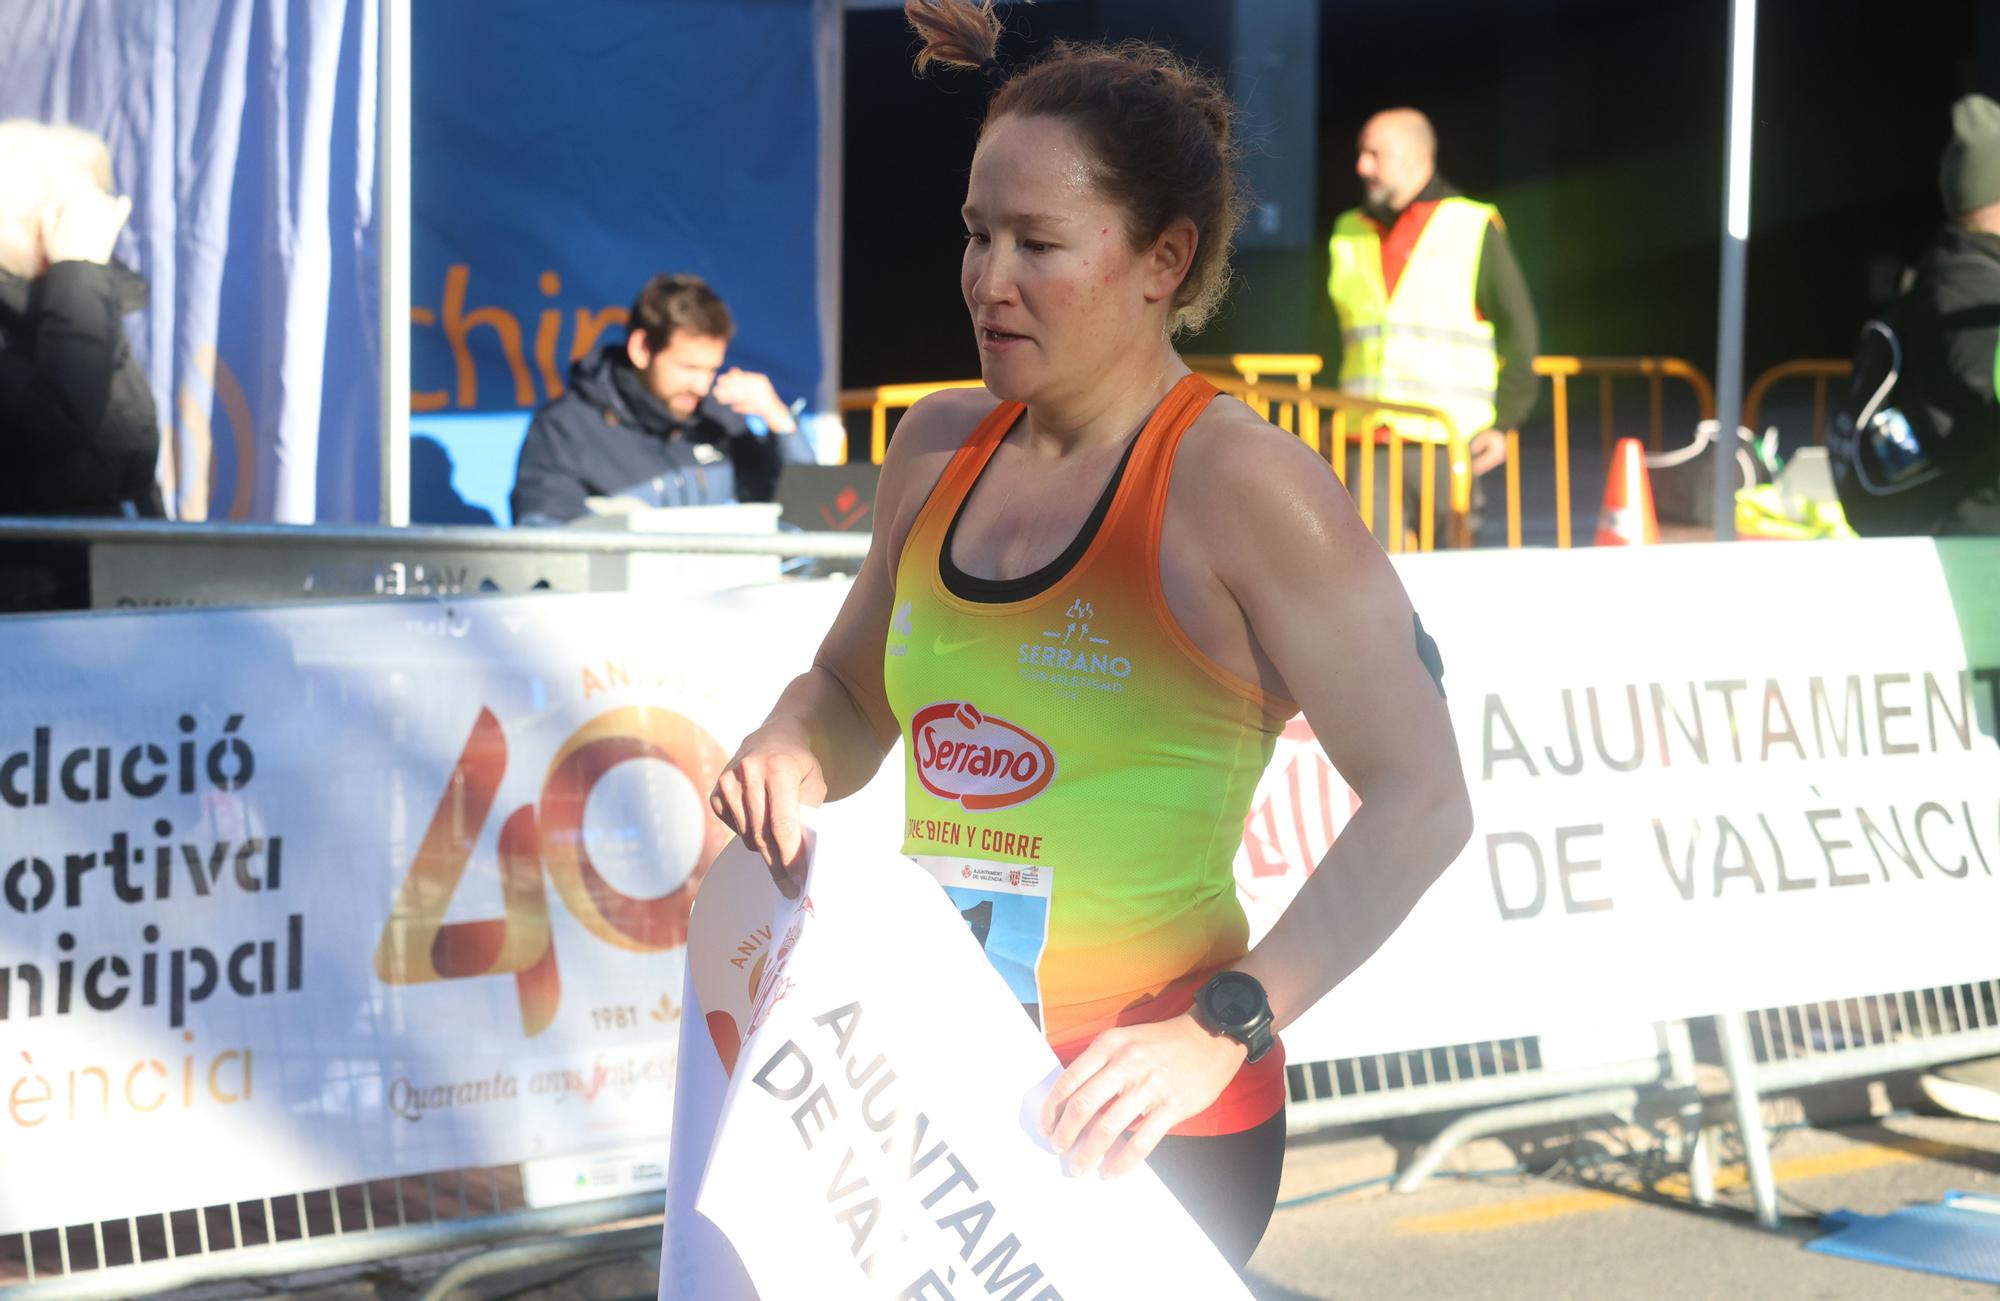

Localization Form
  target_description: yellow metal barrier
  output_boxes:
[1744,359,1852,445]
[838,361,1328,464]
[1531,355,1716,453]
[1525,356,1716,550]
[845,354,1765,553]
[839,367,1463,550]
[1185,353,1323,389]
[1197,353,1716,550]
[836,380,987,464]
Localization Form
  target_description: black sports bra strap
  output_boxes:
[939,430,1143,604]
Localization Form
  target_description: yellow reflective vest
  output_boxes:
[1326,197,1500,445]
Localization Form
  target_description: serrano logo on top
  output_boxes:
[910,701,1056,811]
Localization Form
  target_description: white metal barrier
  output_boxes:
[1289,982,2000,1206]
[1709,976,2000,1227]
[0,1171,660,1299]
[1287,1028,1658,1130]
[1285,1022,1706,1195]
[11,990,1999,1294]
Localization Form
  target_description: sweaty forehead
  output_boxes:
[966,115,1106,217]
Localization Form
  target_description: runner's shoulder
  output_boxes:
[1179,390,1346,516]
[1172,388,1385,591]
[876,386,999,520]
[887,387,1002,464]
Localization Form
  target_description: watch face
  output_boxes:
[1207,973,1263,1026]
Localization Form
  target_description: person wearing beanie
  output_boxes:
[1837,92,2000,536]
[1906,96,2000,1113]
[1940,92,2000,221]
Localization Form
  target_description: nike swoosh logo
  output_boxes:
[932,634,984,656]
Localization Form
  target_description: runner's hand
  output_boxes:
[1039,1012,1247,1178]
[711,726,827,897]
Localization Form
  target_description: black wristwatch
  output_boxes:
[1192,970,1274,1064]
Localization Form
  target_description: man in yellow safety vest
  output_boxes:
[1327,108,1539,547]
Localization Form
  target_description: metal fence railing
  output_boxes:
[1533,355,1717,458]
[1332,353,1836,547]
[836,379,986,465]
[1705,976,2000,1228]
[1526,355,1715,549]
[1284,1023,1702,1194]
[1184,352,1323,396]
[1286,980,2000,1206]
[1743,358,1852,446]
[1196,352,1721,550]
[8,997,1998,1291]
[1741,977,2000,1092]
[0,1166,662,1300]
[1286,1033,1678,1125]
[840,353,1733,552]
[834,367,1472,552]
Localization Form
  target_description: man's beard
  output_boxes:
[1362,180,1405,222]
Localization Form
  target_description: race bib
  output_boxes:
[911,856,1052,1029]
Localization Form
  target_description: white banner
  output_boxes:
[675,829,1251,1301]
[0,583,898,1231]
[1241,539,2000,1058]
[4,539,1996,1230]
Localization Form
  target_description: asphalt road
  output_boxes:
[1247,1113,2000,1301]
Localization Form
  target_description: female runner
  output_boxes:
[711,0,1474,1269]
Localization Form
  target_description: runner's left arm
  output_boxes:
[1218,431,1473,1028]
[1041,419,1473,1178]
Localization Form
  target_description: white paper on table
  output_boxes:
[690,820,1254,1301]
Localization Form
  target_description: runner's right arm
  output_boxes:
[710,389,985,884]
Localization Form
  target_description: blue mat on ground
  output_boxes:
[1807,1192,2000,1286]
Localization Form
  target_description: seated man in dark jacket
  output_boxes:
[510,273,811,526]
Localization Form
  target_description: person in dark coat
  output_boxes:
[0,120,164,520]
[509,273,812,526]
[1837,94,2000,537]
[1899,93,2000,534]
[0,120,164,613]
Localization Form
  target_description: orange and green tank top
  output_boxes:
[881,373,1293,1136]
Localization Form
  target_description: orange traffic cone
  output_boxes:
[1595,437,1660,546]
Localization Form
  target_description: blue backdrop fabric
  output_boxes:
[0,0,381,523]
[1,0,822,524]
[410,0,824,420]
